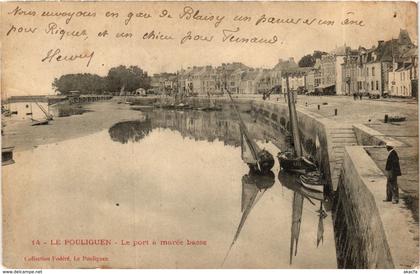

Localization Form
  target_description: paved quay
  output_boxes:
[261,94,419,267]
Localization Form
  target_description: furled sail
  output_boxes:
[240,127,259,165]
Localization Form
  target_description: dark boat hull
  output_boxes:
[258,150,275,173]
[32,120,49,126]
[278,154,317,174]
[2,147,15,166]
[131,106,154,111]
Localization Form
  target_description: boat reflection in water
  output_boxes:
[108,117,152,144]
[278,170,328,264]
[223,169,275,265]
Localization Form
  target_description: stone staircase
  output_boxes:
[327,126,358,189]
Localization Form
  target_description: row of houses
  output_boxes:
[339,29,418,98]
[151,29,417,98]
[174,58,304,96]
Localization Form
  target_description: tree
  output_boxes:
[298,51,328,67]
[313,51,328,60]
[52,73,107,95]
[106,65,151,94]
[52,65,151,95]
[298,54,315,67]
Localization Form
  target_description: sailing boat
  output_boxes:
[222,170,275,266]
[226,89,274,173]
[31,102,51,126]
[35,102,53,120]
[277,79,317,174]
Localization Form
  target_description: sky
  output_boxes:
[1,1,418,96]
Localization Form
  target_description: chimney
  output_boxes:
[378,40,384,48]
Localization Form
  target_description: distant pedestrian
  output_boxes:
[384,144,402,204]
[359,92,363,100]
[353,93,357,100]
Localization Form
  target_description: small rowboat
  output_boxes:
[175,103,192,110]
[299,171,325,192]
[278,170,326,202]
[2,146,15,166]
[199,106,222,111]
[31,119,49,126]
[130,106,154,111]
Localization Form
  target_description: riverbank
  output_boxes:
[2,99,145,152]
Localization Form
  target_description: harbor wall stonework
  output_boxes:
[333,146,394,268]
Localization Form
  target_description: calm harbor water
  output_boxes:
[3,106,337,268]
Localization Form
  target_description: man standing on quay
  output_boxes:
[384,143,402,204]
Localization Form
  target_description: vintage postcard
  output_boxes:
[1,0,419,269]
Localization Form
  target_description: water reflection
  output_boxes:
[223,169,275,265]
[108,117,152,144]
[50,103,90,117]
[278,170,329,264]
[105,109,334,267]
[108,109,277,148]
[290,192,304,264]
[278,170,325,203]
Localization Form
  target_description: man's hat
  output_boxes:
[386,142,397,148]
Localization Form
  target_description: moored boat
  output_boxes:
[130,105,154,111]
[277,151,317,174]
[32,119,49,126]
[299,170,324,192]
[175,103,192,110]
[230,88,274,174]
[2,146,15,166]
[278,170,326,202]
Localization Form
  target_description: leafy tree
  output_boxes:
[313,50,327,60]
[52,65,151,95]
[106,65,151,94]
[298,54,315,67]
[52,73,107,95]
[298,51,328,67]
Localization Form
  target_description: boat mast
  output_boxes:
[225,88,260,165]
[286,73,303,157]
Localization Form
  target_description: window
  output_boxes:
[372,67,375,76]
[376,81,379,90]
[371,81,374,91]
[366,67,369,76]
